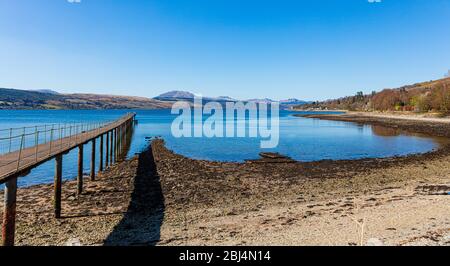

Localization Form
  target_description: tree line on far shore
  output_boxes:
[297,78,450,114]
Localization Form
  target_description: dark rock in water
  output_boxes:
[259,152,290,159]
[245,152,296,164]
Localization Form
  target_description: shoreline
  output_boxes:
[292,110,450,122]
[1,113,449,246]
[295,112,450,139]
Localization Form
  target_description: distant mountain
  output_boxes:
[246,98,276,104]
[154,91,238,103]
[34,89,60,95]
[154,91,311,108]
[154,91,196,101]
[215,96,238,102]
[0,87,312,110]
[0,88,172,110]
[279,98,311,105]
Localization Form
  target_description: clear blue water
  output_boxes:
[0,109,444,187]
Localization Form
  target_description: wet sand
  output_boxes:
[1,113,449,246]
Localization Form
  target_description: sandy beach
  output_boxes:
[1,113,449,246]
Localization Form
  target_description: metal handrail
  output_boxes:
[0,121,114,140]
[0,114,134,172]
[0,124,60,133]
[0,120,113,133]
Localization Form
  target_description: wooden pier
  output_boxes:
[0,113,136,246]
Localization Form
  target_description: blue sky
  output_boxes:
[1,0,449,101]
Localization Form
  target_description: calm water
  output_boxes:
[0,109,445,187]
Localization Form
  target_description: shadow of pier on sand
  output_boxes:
[104,146,165,246]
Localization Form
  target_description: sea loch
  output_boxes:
[0,109,444,187]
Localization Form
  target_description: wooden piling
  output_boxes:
[113,128,117,163]
[116,127,120,160]
[105,132,109,168]
[2,176,18,246]
[90,138,96,181]
[122,125,126,153]
[77,144,83,195]
[117,127,120,160]
[123,124,126,149]
[120,126,123,158]
[118,125,123,160]
[121,125,125,155]
[109,130,113,165]
[54,155,62,219]
[122,125,125,153]
[99,134,104,173]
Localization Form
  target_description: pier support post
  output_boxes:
[123,124,126,151]
[77,144,83,195]
[122,124,126,156]
[117,125,122,161]
[118,126,122,160]
[2,176,18,246]
[54,154,62,219]
[122,124,125,155]
[109,130,113,165]
[117,127,120,161]
[113,128,117,163]
[125,122,129,148]
[121,125,124,158]
[99,134,104,173]
[122,125,125,154]
[118,126,120,159]
[105,132,109,168]
[116,127,120,160]
[90,138,96,181]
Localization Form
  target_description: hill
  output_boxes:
[0,87,312,110]
[35,89,59,95]
[154,91,196,101]
[0,88,172,110]
[295,78,450,114]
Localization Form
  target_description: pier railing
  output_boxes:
[0,120,115,171]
